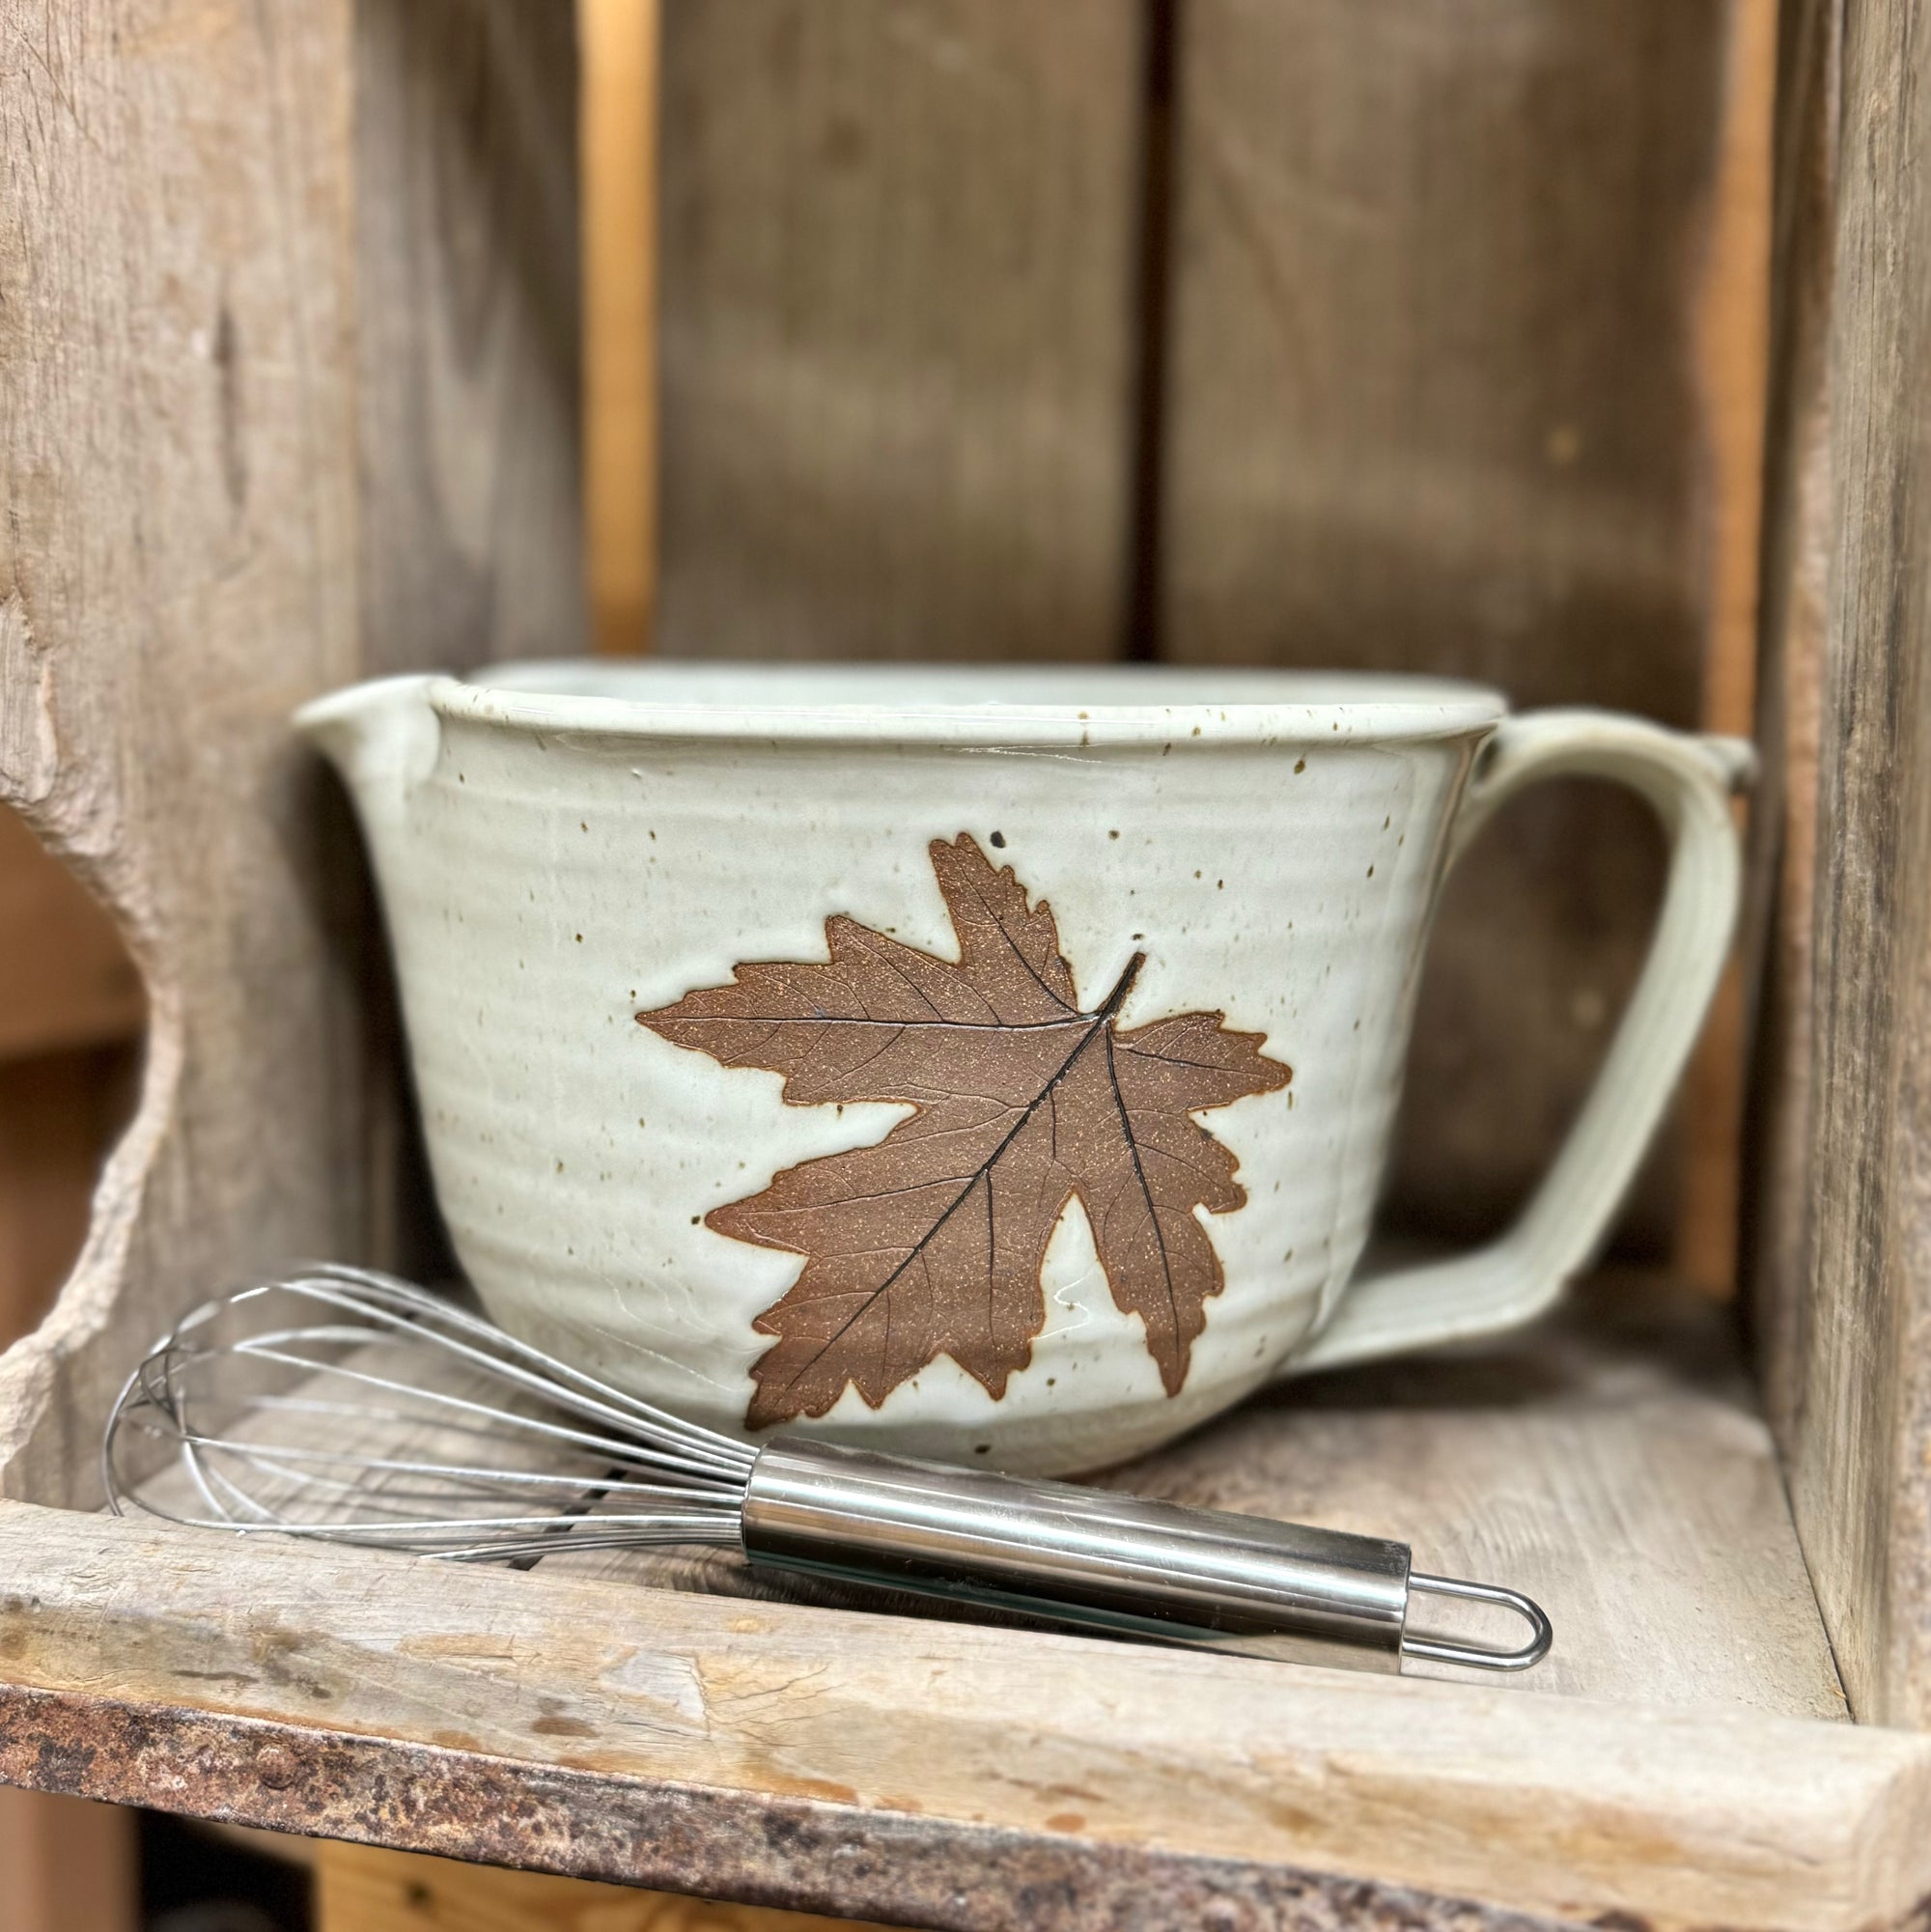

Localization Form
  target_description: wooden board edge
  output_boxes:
[0,1681,1581,1932]
[1,1499,1927,1932]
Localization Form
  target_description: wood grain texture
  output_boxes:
[317,1839,882,1932]
[655,0,1142,663]
[0,808,146,1063]
[0,0,365,1509]
[541,1275,1844,1720]
[7,1692,1637,1932]
[356,0,586,673]
[0,0,584,1508]
[1157,1,1741,1255]
[1,1496,1925,1932]
[125,1275,1843,1721]
[1771,0,1931,1729]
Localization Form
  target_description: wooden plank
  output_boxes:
[355,0,586,674]
[0,0,365,1508]
[0,808,145,1064]
[1157,2,1743,1257]
[2,1498,1927,1932]
[0,0,585,1509]
[0,1788,137,1932]
[1767,0,1931,1729]
[125,1273,1846,1721]
[316,1839,882,1932]
[654,0,1142,664]
[546,1275,1845,1721]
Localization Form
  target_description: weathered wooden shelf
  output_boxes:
[5,1274,1921,1932]
[545,1272,1848,1720]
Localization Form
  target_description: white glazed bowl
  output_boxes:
[296,660,1732,1474]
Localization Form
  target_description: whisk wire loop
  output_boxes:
[220,1271,756,1481]
[104,1266,753,1558]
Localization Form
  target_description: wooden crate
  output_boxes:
[5,2,1930,1928]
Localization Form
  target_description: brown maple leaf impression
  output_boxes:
[636,835,1291,1428]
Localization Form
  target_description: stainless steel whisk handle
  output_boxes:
[741,1439,1551,1675]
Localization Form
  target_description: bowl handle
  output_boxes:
[1282,710,1755,1377]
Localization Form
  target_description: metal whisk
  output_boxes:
[106,1265,1552,1677]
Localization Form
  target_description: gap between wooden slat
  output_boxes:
[582,0,660,658]
[1677,0,1778,1296]
[1124,0,1179,664]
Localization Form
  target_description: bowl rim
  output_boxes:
[422,658,1509,749]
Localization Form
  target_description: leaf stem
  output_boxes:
[1095,950,1147,1022]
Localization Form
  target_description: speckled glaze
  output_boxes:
[297,663,1748,1473]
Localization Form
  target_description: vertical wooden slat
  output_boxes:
[0,0,366,1506]
[356,0,587,673]
[1771,0,1931,1728]
[654,0,1144,663]
[582,0,661,657]
[0,0,585,1505]
[1157,1,1742,1255]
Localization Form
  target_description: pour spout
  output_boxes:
[294,674,442,847]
